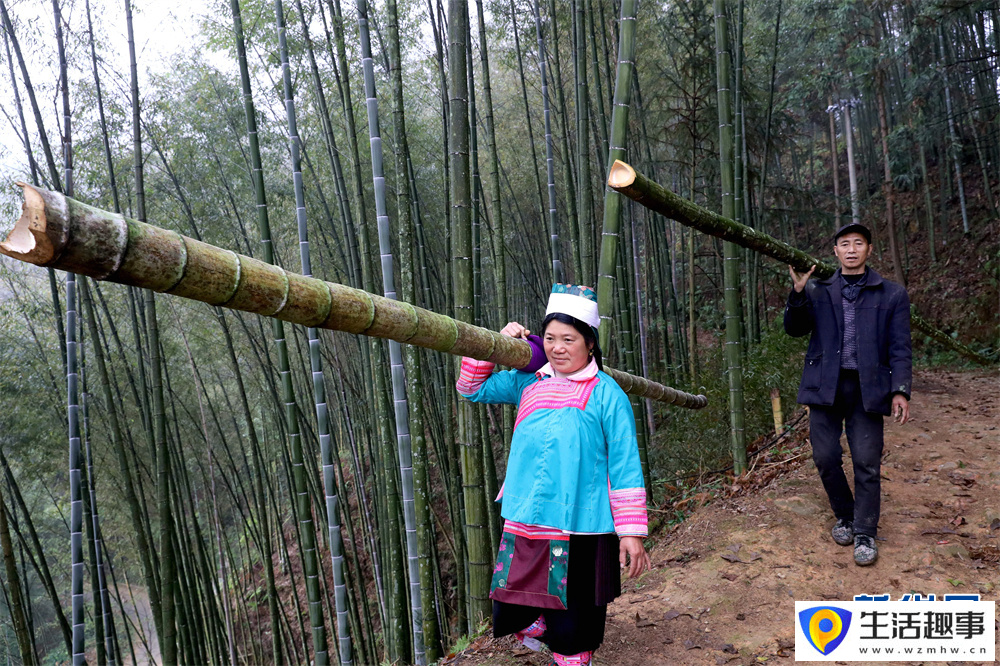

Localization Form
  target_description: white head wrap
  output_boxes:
[545,284,600,329]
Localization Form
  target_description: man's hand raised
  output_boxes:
[789,265,816,293]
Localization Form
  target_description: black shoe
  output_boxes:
[854,534,878,566]
[831,519,854,546]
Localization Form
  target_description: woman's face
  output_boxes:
[543,320,593,376]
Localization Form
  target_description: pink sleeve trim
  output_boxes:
[456,358,496,396]
[610,487,648,537]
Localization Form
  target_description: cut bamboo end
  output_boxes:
[1,183,58,264]
[607,160,637,189]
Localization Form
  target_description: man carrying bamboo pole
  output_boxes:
[785,223,912,566]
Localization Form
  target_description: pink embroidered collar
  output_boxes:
[535,358,599,381]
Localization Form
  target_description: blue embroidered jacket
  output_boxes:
[456,358,647,537]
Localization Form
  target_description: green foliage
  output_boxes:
[447,618,490,655]
[647,321,806,503]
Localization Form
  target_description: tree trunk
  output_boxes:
[828,96,841,230]
[0,486,35,665]
[843,101,861,226]
[915,126,936,262]
[876,77,905,286]
[938,27,969,234]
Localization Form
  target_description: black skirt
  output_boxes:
[493,533,621,655]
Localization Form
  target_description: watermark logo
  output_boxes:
[794,596,994,661]
[799,606,852,655]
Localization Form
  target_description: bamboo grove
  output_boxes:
[0,0,997,663]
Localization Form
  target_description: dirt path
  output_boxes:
[447,368,1000,665]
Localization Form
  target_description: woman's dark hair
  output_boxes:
[541,313,603,371]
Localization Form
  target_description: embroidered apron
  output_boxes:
[490,531,570,610]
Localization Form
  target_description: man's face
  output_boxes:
[833,233,871,272]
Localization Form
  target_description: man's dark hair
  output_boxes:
[541,312,603,371]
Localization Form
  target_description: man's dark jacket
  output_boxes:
[784,268,911,415]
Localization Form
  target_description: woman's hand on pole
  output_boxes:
[500,321,531,339]
[619,536,650,579]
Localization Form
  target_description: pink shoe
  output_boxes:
[552,651,593,666]
[514,615,546,650]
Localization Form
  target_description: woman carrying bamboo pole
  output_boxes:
[456,284,650,666]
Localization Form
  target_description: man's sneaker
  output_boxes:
[854,534,878,566]
[832,519,854,546]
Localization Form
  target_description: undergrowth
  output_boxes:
[646,320,807,508]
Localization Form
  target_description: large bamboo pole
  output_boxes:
[0,184,707,396]
[607,160,995,366]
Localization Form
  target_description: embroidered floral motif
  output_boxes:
[491,532,517,594]
[547,540,570,604]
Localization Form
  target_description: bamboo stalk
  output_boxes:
[607,160,995,366]
[531,0,564,284]
[0,485,35,665]
[273,1,336,661]
[596,0,638,354]
[713,0,748,476]
[0,184,706,388]
[355,0,420,657]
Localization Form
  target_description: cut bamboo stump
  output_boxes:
[0,183,707,409]
[770,388,783,434]
[607,160,995,366]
